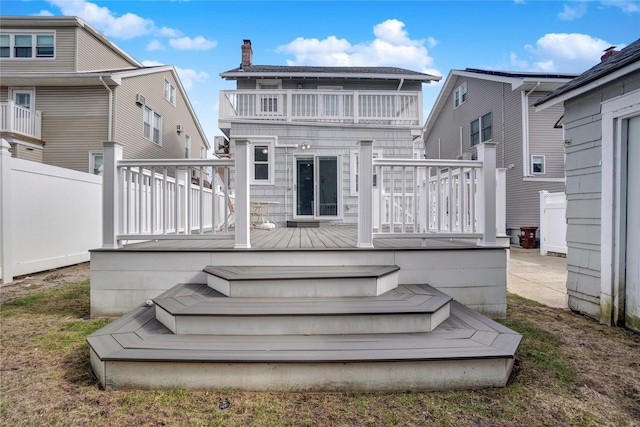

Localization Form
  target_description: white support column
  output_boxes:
[477,142,497,246]
[357,140,374,248]
[0,139,14,283]
[102,141,123,249]
[496,168,507,236]
[234,139,251,248]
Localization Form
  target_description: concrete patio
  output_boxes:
[508,247,568,309]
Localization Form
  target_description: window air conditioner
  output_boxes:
[176,124,184,133]
[214,136,229,155]
[135,94,146,105]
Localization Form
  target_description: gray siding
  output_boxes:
[425,76,566,234]
[76,27,138,71]
[13,144,44,162]
[229,122,415,226]
[113,71,207,160]
[0,26,76,72]
[563,69,640,319]
[37,86,109,172]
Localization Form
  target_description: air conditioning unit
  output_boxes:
[176,124,184,133]
[135,94,146,105]
[214,136,229,155]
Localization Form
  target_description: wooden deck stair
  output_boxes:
[88,265,522,391]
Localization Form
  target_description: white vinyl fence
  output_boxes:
[0,139,102,283]
[539,190,567,255]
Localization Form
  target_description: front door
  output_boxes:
[625,115,640,331]
[295,155,339,218]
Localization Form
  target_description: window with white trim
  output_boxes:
[164,79,176,105]
[257,80,281,114]
[454,82,467,108]
[0,32,55,59]
[90,152,104,176]
[470,112,492,146]
[184,135,191,158]
[251,141,275,185]
[531,155,545,174]
[143,106,162,145]
[200,146,206,159]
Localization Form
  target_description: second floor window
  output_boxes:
[454,82,467,108]
[0,33,55,59]
[143,106,162,145]
[185,135,191,158]
[164,80,176,105]
[471,112,492,146]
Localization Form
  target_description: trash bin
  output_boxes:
[520,226,538,249]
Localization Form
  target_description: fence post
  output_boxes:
[6,100,15,133]
[477,142,497,246]
[234,139,251,248]
[539,190,548,256]
[0,139,13,283]
[496,168,507,236]
[357,140,374,248]
[102,141,123,249]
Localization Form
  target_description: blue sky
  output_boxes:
[3,0,639,146]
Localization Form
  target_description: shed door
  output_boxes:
[625,115,640,331]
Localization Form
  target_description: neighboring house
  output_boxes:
[423,69,577,244]
[0,16,210,175]
[535,39,640,332]
[217,40,441,226]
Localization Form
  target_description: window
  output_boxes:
[90,152,104,176]
[454,82,467,108]
[185,135,191,158]
[0,32,55,59]
[200,146,206,159]
[257,80,281,114]
[470,112,492,146]
[0,35,9,58]
[143,106,162,145]
[531,155,545,174]
[350,149,382,196]
[250,140,275,185]
[164,79,176,105]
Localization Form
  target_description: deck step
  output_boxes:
[153,283,452,335]
[204,265,400,297]
[87,300,522,391]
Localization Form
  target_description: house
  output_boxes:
[85,40,522,391]
[423,69,577,245]
[535,39,640,332]
[217,39,440,227]
[0,16,210,175]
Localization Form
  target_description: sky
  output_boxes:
[2,0,639,149]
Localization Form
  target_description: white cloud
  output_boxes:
[157,27,183,38]
[175,67,209,91]
[601,0,640,13]
[169,36,217,51]
[508,33,616,73]
[277,19,440,76]
[146,40,165,52]
[34,10,54,16]
[558,2,588,20]
[142,60,165,67]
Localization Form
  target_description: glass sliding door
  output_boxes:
[295,155,340,218]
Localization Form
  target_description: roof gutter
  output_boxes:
[99,77,113,141]
[521,82,540,177]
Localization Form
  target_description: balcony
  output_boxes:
[0,101,42,141]
[219,89,422,129]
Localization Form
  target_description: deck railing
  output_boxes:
[220,90,422,126]
[0,100,42,140]
[102,140,500,249]
[101,142,234,248]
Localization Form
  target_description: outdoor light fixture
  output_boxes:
[301,144,311,150]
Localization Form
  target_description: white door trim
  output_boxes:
[600,88,640,326]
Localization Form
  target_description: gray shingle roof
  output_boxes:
[535,38,640,107]
[464,68,578,80]
[220,65,440,82]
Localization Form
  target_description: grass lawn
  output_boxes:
[1,281,639,426]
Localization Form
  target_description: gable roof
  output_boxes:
[220,65,441,83]
[423,68,577,138]
[535,38,640,110]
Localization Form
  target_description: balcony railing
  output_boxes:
[219,90,422,126]
[0,101,42,140]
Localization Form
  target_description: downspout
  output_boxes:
[501,83,505,168]
[99,77,113,141]
[521,82,540,177]
[397,78,405,91]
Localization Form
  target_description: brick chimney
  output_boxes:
[241,39,253,68]
[601,46,618,62]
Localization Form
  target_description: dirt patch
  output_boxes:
[0,263,90,305]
